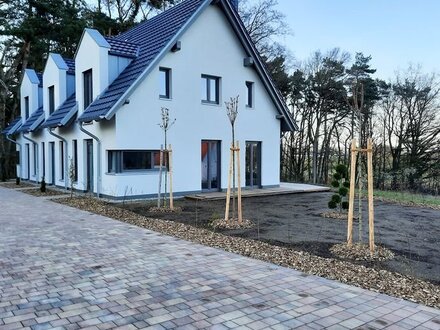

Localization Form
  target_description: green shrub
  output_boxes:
[328,200,337,209]
[338,187,348,196]
[328,164,350,213]
[40,177,46,193]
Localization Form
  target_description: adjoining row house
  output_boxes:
[2,0,297,199]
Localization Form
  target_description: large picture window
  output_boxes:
[108,150,161,173]
[201,74,220,104]
[83,69,93,109]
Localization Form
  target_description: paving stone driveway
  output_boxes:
[0,187,439,330]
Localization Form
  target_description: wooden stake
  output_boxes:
[157,145,163,208]
[224,144,234,223]
[168,144,173,210]
[347,139,357,246]
[236,141,242,224]
[367,138,375,254]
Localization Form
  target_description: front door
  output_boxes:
[86,139,94,192]
[49,142,55,185]
[246,141,261,188]
[201,140,220,191]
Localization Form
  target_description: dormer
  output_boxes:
[75,28,138,116]
[20,69,42,123]
[42,53,76,119]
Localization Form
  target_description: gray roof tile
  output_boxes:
[2,117,22,135]
[19,107,44,133]
[78,0,205,122]
[106,38,139,58]
[42,93,77,128]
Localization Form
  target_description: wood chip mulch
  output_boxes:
[0,182,36,189]
[148,206,183,213]
[53,196,440,309]
[330,243,395,262]
[22,188,68,197]
[211,218,254,229]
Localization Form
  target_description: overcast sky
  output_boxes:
[275,0,440,80]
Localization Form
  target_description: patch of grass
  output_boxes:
[371,190,440,208]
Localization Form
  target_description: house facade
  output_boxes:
[3,0,296,199]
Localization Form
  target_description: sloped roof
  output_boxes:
[42,93,77,128]
[36,73,43,87]
[78,0,206,122]
[77,0,297,131]
[2,117,22,135]
[106,38,139,58]
[19,107,44,133]
[63,58,76,75]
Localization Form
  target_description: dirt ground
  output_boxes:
[120,192,440,284]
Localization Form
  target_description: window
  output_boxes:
[246,81,254,108]
[159,68,171,99]
[72,140,78,182]
[83,69,93,109]
[201,75,220,104]
[33,144,37,176]
[108,150,161,173]
[41,142,45,178]
[24,96,29,119]
[60,141,64,180]
[48,86,55,114]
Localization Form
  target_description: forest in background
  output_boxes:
[1,0,439,194]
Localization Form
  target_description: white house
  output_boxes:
[3,0,297,199]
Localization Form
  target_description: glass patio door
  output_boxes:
[201,140,220,191]
[246,141,261,188]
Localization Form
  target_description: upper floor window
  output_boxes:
[83,69,93,109]
[159,67,171,99]
[48,85,55,114]
[201,74,220,104]
[246,81,254,108]
[24,96,29,119]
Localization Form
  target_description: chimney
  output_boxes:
[230,0,238,11]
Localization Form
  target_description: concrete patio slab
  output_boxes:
[185,182,329,200]
[0,186,439,330]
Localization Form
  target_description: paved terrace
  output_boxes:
[0,187,439,330]
[185,183,329,200]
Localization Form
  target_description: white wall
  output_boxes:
[75,30,110,115]
[20,70,40,121]
[104,5,281,197]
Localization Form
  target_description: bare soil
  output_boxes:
[120,192,440,285]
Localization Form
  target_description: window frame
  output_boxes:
[60,141,64,181]
[48,85,55,114]
[201,74,220,105]
[24,96,29,119]
[108,150,162,174]
[72,139,78,182]
[83,69,93,109]
[159,67,171,99]
[246,81,254,108]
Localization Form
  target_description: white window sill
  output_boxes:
[159,97,172,101]
[201,101,221,107]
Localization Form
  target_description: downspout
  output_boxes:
[6,134,22,180]
[47,128,68,190]
[79,122,101,198]
[23,133,38,183]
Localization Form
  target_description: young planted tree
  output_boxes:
[68,157,76,198]
[157,107,175,208]
[224,95,242,224]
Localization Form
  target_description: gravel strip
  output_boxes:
[0,182,36,189]
[54,196,440,309]
[21,188,69,197]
